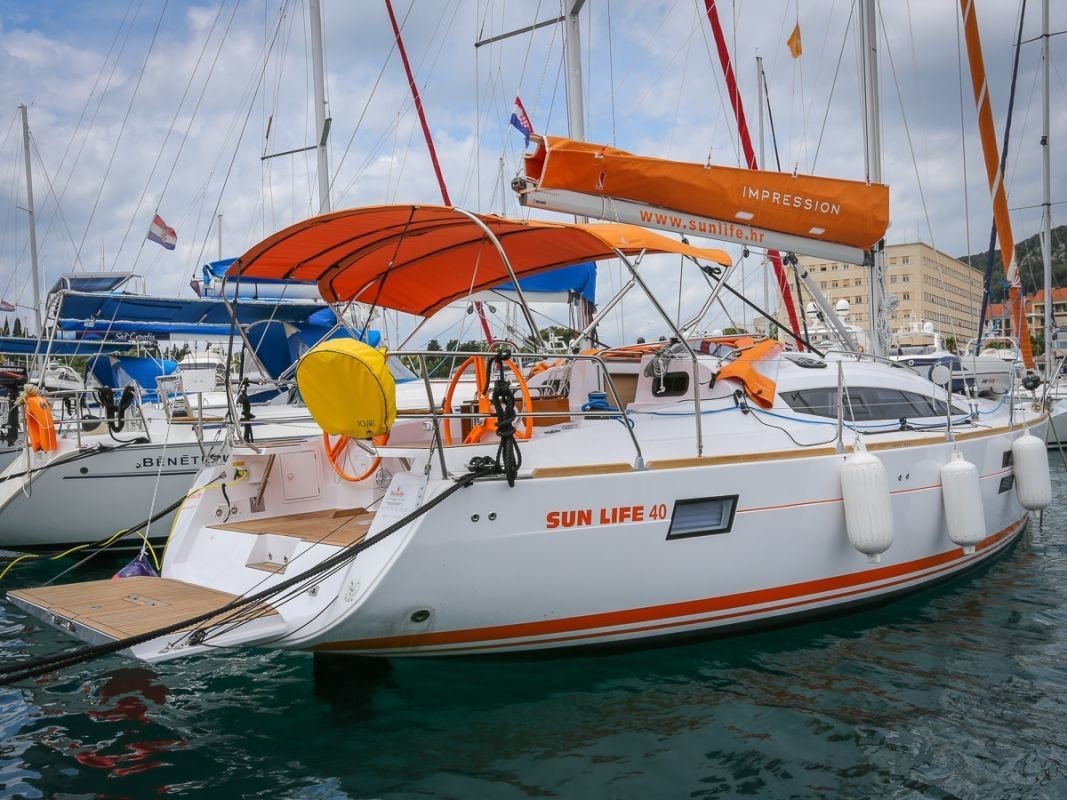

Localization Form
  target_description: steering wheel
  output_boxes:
[442,355,534,445]
[323,431,389,482]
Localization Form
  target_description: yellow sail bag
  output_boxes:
[296,339,396,438]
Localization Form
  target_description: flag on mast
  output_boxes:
[510,97,534,146]
[787,23,803,58]
[147,214,177,250]
[0,300,14,312]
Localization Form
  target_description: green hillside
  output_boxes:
[958,224,1067,301]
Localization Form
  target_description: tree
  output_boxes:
[12,318,23,338]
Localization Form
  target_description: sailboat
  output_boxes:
[2,1,1053,673]
[0,277,333,551]
[4,203,1051,662]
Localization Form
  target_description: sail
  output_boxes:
[517,136,890,264]
[959,0,1034,370]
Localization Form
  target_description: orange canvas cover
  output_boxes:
[522,136,889,252]
[228,205,732,316]
[716,340,782,408]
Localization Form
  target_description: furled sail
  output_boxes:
[515,136,890,265]
[959,0,1034,370]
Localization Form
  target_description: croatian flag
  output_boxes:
[510,96,534,146]
[0,300,14,312]
[147,213,177,250]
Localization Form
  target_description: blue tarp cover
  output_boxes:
[0,336,133,356]
[88,355,178,391]
[49,273,136,295]
[246,319,381,380]
[493,261,596,304]
[56,292,328,337]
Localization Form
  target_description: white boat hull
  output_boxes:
[300,434,1029,656]
[0,439,227,550]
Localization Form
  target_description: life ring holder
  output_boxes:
[322,432,389,482]
[442,355,534,445]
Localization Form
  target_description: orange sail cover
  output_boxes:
[519,136,889,261]
[228,204,731,316]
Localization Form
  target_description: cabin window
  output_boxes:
[782,387,966,421]
[651,371,690,397]
[667,496,738,540]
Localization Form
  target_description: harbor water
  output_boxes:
[1,463,1066,799]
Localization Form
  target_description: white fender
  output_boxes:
[940,448,986,554]
[1012,429,1052,510]
[841,440,894,563]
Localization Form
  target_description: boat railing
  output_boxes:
[43,387,152,449]
[390,349,646,477]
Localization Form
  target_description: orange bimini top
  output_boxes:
[522,136,890,252]
[227,205,732,315]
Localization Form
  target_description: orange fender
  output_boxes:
[25,395,58,452]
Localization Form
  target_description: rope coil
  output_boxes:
[489,349,522,487]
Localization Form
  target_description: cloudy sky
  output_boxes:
[0,0,1063,344]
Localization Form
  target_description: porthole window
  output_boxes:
[667,495,738,540]
[652,371,690,397]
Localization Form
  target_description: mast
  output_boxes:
[309,0,331,214]
[563,1,586,142]
[1041,0,1052,378]
[19,105,42,335]
[859,0,886,358]
[757,55,770,329]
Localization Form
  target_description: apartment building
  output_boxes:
[1026,287,1067,332]
[793,242,985,344]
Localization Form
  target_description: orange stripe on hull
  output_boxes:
[315,516,1027,654]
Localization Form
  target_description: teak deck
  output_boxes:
[215,507,374,547]
[9,577,274,641]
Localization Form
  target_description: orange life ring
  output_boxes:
[24,395,58,453]
[442,355,534,445]
[322,431,389,482]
